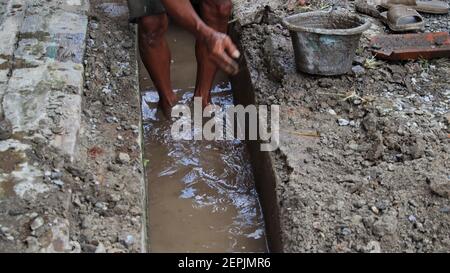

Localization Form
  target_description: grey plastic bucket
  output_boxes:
[282,11,371,76]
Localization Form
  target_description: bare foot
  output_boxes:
[159,93,177,119]
[194,92,212,110]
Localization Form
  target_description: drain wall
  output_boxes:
[230,25,284,253]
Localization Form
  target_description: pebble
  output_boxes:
[439,207,449,214]
[30,217,44,231]
[29,212,38,219]
[95,202,108,211]
[352,65,366,76]
[95,242,107,253]
[371,206,380,214]
[106,116,119,123]
[119,234,135,248]
[366,241,381,253]
[375,200,389,211]
[338,118,350,126]
[353,56,366,66]
[312,222,321,230]
[341,227,352,236]
[328,109,337,116]
[51,170,62,180]
[429,175,450,199]
[53,179,64,186]
[117,152,130,164]
[387,164,395,171]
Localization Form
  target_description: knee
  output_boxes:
[138,15,168,47]
[204,0,232,19]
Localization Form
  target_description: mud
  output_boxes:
[68,0,146,252]
[232,1,450,252]
[1,0,145,253]
[140,25,267,253]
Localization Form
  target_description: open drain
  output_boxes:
[139,24,268,253]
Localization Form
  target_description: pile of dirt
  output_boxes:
[0,0,145,253]
[68,0,145,253]
[235,1,449,252]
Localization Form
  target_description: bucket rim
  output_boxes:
[282,10,371,36]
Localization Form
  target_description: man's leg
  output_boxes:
[194,0,233,108]
[138,14,176,117]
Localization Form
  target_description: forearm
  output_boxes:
[160,0,213,40]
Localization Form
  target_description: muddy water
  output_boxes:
[140,25,268,253]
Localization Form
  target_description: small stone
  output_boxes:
[338,118,350,126]
[366,241,381,253]
[371,206,380,215]
[117,152,130,164]
[408,200,418,207]
[352,65,366,76]
[0,226,9,234]
[312,222,321,230]
[109,193,121,202]
[408,215,417,223]
[429,175,449,199]
[353,56,366,65]
[95,202,108,211]
[375,200,389,211]
[349,143,359,150]
[29,212,38,219]
[106,116,118,123]
[95,242,106,253]
[52,179,64,186]
[51,170,62,180]
[328,109,337,116]
[341,227,352,236]
[119,234,135,248]
[387,164,395,171]
[439,207,449,214]
[30,217,44,231]
[117,135,123,141]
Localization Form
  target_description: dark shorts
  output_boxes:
[127,0,200,23]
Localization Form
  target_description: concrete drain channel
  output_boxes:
[138,24,281,253]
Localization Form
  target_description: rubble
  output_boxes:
[233,0,449,252]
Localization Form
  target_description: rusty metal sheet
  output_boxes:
[369,32,450,60]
